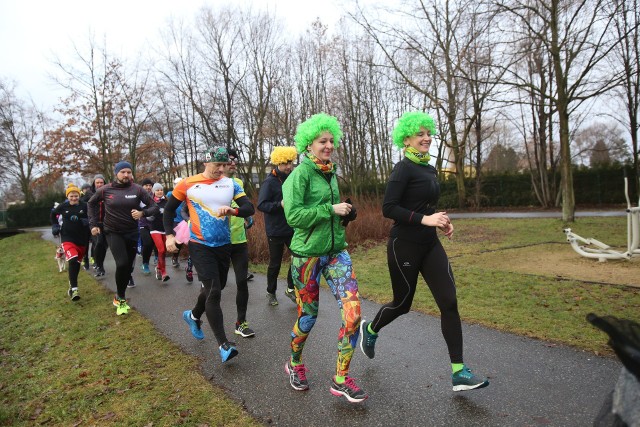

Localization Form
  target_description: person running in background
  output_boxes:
[257,146,297,306]
[282,113,366,403]
[358,111,489,392]
[164,146,254,363]
[50,183,91,301]
[88,161,159,316]
[85,174,107,277]
[79,183,92,270]
[224,148,255,338]
[168,177,185,270]
[138,178,156,277]
[149,182,170,282]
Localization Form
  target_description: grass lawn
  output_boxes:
[0,233,259,427]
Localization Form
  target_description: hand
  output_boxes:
[166,234,178,253]
[52,224,60,236]
[421,211,451,229]
[332,202,353,216]
[439,221,454,239]
[131,209,144,220]
[91,227,101,236]
[217,206,236,217]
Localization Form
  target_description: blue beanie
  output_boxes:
[114,161,132,174]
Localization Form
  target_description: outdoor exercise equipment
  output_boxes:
[564,169,640,262]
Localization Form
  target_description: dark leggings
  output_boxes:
[68,259,81,288]
[228,242,249,323]
[93,230,108,270]
[105,231,138,299]
[139,227,155,264]
[370,237,463,363]
[266,235,294,294]
[189,242,231,346]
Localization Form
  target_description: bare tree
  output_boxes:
[0,79,48,202]
[495,0,626,221]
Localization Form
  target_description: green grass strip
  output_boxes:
[0,233,259,427]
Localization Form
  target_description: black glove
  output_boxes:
[52,224,61,236]
[341,198,357,227]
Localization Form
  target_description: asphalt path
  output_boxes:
[37,226,621,426]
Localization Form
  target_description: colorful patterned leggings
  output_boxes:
[290,249,361,377]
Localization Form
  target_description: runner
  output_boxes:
[282,113,367,403]
[50,183,90,301]
[88,161,159,315]
[257,146,297,306]
[138,178,156,276]
[86,174,107,277]
[358,111,489,392]
[224,148,255,338]
[149,182,169,282]
[163,146,255,363]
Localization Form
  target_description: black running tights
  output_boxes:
[370,237,463,363]
[105,231,138,299]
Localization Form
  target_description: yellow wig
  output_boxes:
[270,146,298,165]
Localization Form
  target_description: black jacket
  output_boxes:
[257,168,294,238]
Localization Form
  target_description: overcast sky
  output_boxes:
[0,0,349,110]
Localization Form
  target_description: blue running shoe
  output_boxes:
[219,342,238,363]
[452,366,489,392]
[141,263,150,275]
[359,320,378,359]
[182,310,204,340]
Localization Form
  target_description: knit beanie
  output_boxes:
[152,183,163,192]
[141,178,154,186]
[66,183,81,198]
[93,174,105,183]
[114,161,132,174]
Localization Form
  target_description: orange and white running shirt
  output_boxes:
[171,174,246,247]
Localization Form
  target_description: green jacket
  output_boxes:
[282,155,347,257]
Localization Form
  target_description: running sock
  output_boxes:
[367,323,377,335]
[452,363,464,373]
[290,358,302,367]
[334,375,345,384]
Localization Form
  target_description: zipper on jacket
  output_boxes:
[303,225,316,244]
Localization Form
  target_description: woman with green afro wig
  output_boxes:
[293,113,343,154]
[391,111,437,149]
[358,111,489,393]
[280,113,368,402]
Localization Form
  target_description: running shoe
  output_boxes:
[285,287,297,304]
[359,320,378,359]
[330,376,368,403]
[127,277,136,288]
[141,263,151,275]
[182,310,204,340]
[234,321,255,338]
[89,256,95,265]
[94,268,105,277]
[68,287,80,301]
[155,267,162,280]
[153,255,158,265]
[219,342,238,363]
[185,266,193,283]
[452,366,489,392]
[285,360,309,391]
[171,255,180,268]
[114,297,130,315]
[267,292,278,306]
[246,273,254,281]
[162,274,170,282]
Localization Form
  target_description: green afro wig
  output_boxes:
[293,113,343,154]
[391,111,437,149]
